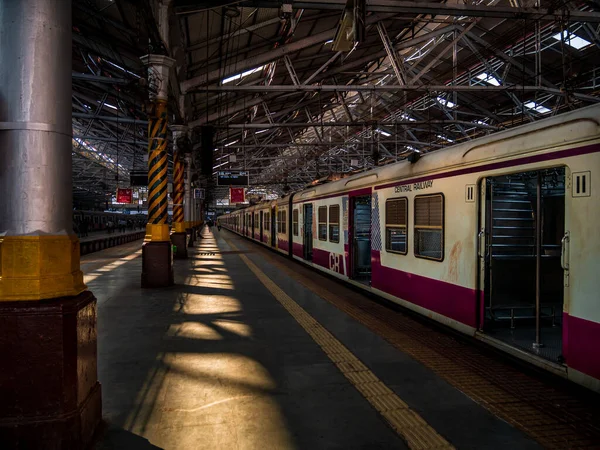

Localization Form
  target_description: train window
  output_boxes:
[265,212,270,232]
[318,206,327,241]
[385,198,408,254]
[281,209,287,234]
[329,205,340,243]
[414,194,444,261]
[277,211,281,233]
[292,209,299,236]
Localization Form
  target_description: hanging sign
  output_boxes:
[116,188,133,204]
[194,188,204,199]
[230,187,245,204]
[217,171,249,186]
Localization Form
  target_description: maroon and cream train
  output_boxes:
[221,104,600,392]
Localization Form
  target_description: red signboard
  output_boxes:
[230,187,245,204]
[116,188,133,204]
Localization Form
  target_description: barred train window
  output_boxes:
[265,212,270,232]
[318,206,327,241]
[277,211,282,233]
[329,205,340,243]
[293,209,299,236]
[385,198,408,254]
[414,194,444,261]
[281,209,287,234]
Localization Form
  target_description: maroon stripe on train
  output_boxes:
[292,242,303,258]
[563,313,600,380]
[375,142,600,191]
[371,250,479,328]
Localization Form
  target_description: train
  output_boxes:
[73,210,147,232]
[221,103,600,393]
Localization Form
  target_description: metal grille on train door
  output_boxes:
[371,192,382,251]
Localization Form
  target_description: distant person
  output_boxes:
[217,220,221,232]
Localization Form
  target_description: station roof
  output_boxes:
[72,0,600,207]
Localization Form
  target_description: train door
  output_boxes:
[480,168,566,363]
[260,211,264,242]
[270,207,276,246]
[303,203,313,260]
[350,195,372,283]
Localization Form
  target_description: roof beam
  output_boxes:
[181,13,391,92]
[231,1,600,22]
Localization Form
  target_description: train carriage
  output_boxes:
[221,104,600,393]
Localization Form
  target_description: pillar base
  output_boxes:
[171,232,188,259]
[141,241,174,288]
[0,291,102,449]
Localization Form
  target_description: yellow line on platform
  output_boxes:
[225,236,454,450]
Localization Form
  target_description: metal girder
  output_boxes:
[186,17,281,52]
[72,112,149,124]
[72,135,148,146]
[197,84,594,97]
[243,0,600,22]
[376,21,407,85]
[219,120,498,129]
[73,72,131,84]
[181,12,391,92]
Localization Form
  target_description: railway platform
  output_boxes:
[89,227,600,449]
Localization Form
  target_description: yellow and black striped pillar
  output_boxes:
[172,149,185,230]
[146,99,170,240]
[170,125,188,259]
[140,54,175,287]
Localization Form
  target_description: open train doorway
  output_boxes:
[480,167,566,363]
[351,195,372,284]
[271,207,276,247]
[259,211,264,242]
[303,204,313,260]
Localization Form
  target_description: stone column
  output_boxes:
[140,54,175,287]
[171,125,187,258]
[0,0,101,446]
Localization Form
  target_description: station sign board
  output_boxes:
[230,187,245,204]
[217,171,249,186]
[116,188,133,204]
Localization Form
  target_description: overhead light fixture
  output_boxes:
[524,101,551,114]
[436,97,456,108]
[375,128,391,137]
[255,129,269,134]
[436,134,454,143]
[476,72,501,86]
[325,39,334,44]
[224,139,239,147]
[552,31,591,50]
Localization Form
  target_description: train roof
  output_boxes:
[294,103,600,201]
[224,104,600,215]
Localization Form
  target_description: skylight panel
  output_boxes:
[224,139,239,147]
[222,65,266,84]
[436,96,456,108]
[524,101,551,114]
[476,72,501,86]
[255,129,269,134]
[400,113,416,122]
[552,31,591,50]
[375,128,391,137]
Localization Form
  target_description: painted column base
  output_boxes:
[0,291,102,449]
[171,232,188,259]
[141,241,174,288]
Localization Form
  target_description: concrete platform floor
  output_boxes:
[89,229,540,450]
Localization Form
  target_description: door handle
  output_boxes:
[561,231,570,270]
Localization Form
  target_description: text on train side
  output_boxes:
[394,180,434,193]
